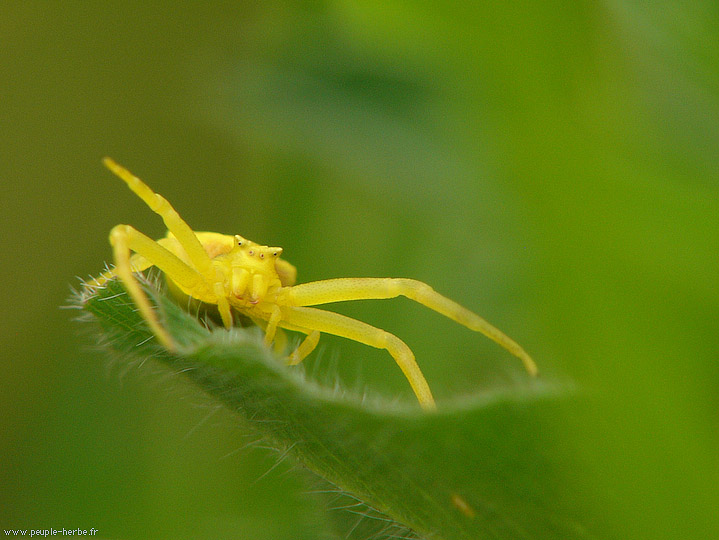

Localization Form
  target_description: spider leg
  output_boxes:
[286,330,320,366]
[264,305,282,346]
[89,252,153,288]
[110,224,215,351]
[252,310,319,364]
[280,306,435,410]
[283,278,537,376]
[211,282,233,329]
[261,309,320,364]
[273,327,289,355]
[103,158,217,285]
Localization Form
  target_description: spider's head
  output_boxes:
[233,235,283,259]
[226,235,285,302]
[231,234,283,273]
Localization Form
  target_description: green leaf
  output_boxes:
[78,278,602,540]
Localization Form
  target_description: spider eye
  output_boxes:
[273,252,279,257]
[260,253,265,259]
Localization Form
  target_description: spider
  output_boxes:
[90,158,537,410]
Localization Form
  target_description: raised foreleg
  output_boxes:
[103,158,217,285]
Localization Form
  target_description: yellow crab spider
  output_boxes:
[91,158,537,410]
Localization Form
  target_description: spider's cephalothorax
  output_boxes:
[208,235,286,306]
[90,158,537,410]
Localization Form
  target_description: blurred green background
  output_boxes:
[1,2,717,539]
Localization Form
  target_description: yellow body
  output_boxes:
[90,158,537,410]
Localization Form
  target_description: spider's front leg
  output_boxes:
[103,158,218,286]
[103,158,235,329]
[109,224,218,351]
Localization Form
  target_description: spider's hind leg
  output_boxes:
[261,308,320,365]
[287,330,320,366]
[281,306,435,410]
[285,278,537,376]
